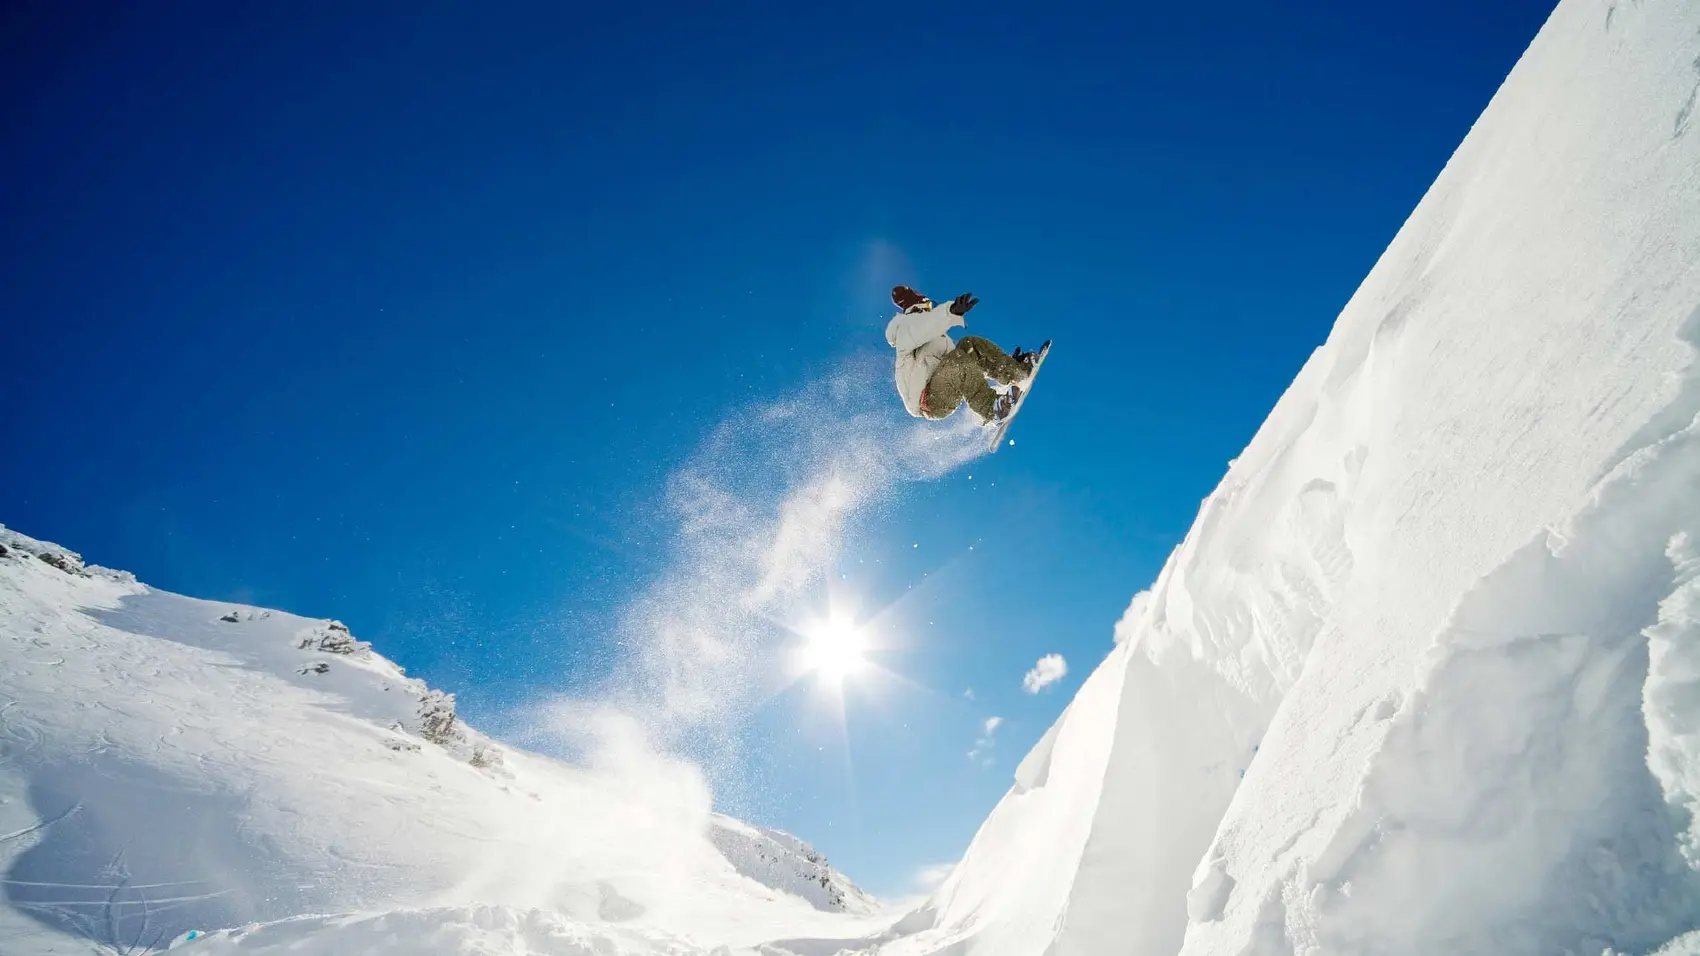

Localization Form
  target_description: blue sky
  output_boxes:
[1,1,1555,895]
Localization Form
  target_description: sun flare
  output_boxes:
[799,615,867,683]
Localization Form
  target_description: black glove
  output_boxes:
[950,293,979,316]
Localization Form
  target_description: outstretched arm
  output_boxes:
[885,293,978,351]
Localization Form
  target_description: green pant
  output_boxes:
[921,336,1028,422]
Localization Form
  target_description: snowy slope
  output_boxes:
[711,817,878,915]
[877,1,1700,955]
[0,525,880,955]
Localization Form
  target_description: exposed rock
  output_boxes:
[418,690,458,745]
[295,620,370,655]
[36,550,84,575]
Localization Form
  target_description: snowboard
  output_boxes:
[985,340,1050,453]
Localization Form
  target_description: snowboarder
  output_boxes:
[884,286,1044,426]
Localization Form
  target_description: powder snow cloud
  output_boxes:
[535,355,987,793]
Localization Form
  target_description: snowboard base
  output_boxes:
[985,341,1050,453]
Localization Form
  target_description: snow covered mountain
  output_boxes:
[0,524,879,955]
[710,817,878,915]
[883,2,1700,955]
[9,1,1700,953]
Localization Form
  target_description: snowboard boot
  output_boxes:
[1011,342,1048,378]
[992,384,1023,423]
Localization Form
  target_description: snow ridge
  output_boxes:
[883,1,1700,954]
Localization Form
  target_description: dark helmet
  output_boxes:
[891,285,933,313]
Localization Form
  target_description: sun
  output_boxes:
[798,614,867,683]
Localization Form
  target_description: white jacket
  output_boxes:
[885,304,966,417]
